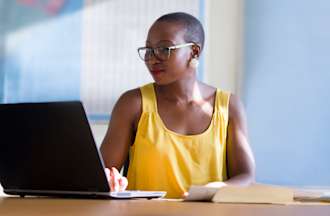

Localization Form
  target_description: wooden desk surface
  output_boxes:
[0,196,329,216]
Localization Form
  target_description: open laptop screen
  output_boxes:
[0,101,110,194]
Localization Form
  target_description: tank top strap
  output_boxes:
[214,89,231,122]
[140,83,157,113]
[215,89,230,109]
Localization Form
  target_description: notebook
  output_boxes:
[184,183,294,204]
[0,101,166,199]
[294,187,330,202]
[185,183,330,204]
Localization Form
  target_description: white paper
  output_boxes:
[184,186,219,201]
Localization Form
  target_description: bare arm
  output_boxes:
[100,89,141,171]
[206,94,255,188]
[225,94,255,185]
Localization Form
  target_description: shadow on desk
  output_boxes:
[0,196,330,216]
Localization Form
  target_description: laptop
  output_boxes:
[0,101,166,199]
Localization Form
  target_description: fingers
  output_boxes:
[182,191,189,198]
[104,168,114,191]
[105,168,111,182]
[118,176,128,191]
[106,167,128,192]
[204,181,227,188]
[111,167,120,177]
[112,167,128,191]
[104,168,113,191]
[110,167,119,191]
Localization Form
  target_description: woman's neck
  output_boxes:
[155,77,203,103]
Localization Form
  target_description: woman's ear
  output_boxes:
[191,44,201,58]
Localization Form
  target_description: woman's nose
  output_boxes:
[145,53,161,65]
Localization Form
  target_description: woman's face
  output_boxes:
[145,21,193,85]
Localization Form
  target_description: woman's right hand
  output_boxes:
[105,167,128,191]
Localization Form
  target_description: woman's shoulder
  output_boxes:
[116,87,141,109]
[199,82,246,121]
[119,88,141,102]
[112,88,142,125]
[227,93,246,123]
[199,81,235,108]
[198,82,217,99]
[198,82,229,95]
[200,82,231,95]
[204,83,239,112]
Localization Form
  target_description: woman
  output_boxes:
[100,12,255,198]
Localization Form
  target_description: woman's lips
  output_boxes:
[150,69,165,76]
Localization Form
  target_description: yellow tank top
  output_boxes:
[127,83,230,198]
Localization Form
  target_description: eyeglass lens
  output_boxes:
[139,47,170,61]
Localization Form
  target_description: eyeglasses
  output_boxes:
[137,42,195,61]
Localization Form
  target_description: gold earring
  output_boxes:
[189,58,199,69]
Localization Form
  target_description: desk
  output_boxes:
[0,196,330,216]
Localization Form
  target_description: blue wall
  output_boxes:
[244,0,330,186]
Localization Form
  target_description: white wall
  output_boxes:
[90,123,108,148]
[81,0,200,116]
[204,0,243,95]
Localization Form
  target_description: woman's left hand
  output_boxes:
[204,181,227,188]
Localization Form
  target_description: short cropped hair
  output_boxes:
[156,12,205,51]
